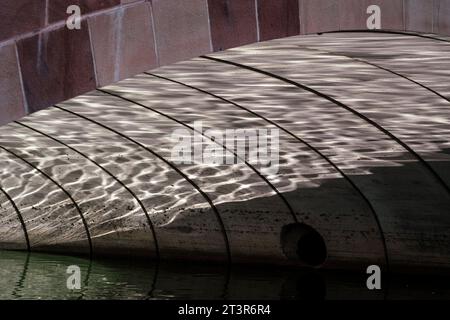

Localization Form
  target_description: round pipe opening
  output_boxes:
[281,223,327,267]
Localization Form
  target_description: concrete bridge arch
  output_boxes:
[0,1,450,273]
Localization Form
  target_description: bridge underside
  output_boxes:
[1,32,450,273]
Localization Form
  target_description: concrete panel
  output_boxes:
[0,132,90,254]
[105,75,305,265]
[154,58,389,269]
[0,121,157,258]
[0,188,28,250]
[209,35,450,269]
[52,92,232,262]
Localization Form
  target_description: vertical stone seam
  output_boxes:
[337,0,341,31]
[255,0,261,42]
[298,0,302,35]
[14,41,29,115]
[403,0,406,31]
[205,0,214,52]
[432,0,435,33]
[435,0,440,34]
[300,0,304,34]
[114,8,124,82]
[149,1,160,66]
[87,19,99,87]
[45,0,49,26]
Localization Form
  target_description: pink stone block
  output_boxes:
[405,0,433,33]
[208,0,258,50]
[17,22,96,113]
[300,0,340,34]
[436,0,450,35]
[257,0,300,41]
[89,2,158,86]
[152,0,212,65]
[0,0,46,42]
[339,0,367,30]
[120,3,158,77]
[0,44,26,125]
[88,12,118,86]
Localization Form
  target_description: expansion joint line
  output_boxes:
[0,186,30,251]
[0,145,93,257]
[197,55,391,272]
[322,29,450,44]
[348,56,450,104]
[202,55,450,197]
[54,105,232,265]
[14,120,160,260]
[297,45,450,105]
[98,85,297,224]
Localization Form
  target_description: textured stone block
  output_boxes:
[208,0,258,50]
[152,0,211,65]
[339,0,367,30]
[120,3,158,77]
[0,44,26,125]
[405,0,433,33]
[48,0,120,23]
[257,0,300,41]
[435,0,450,35]
[17,21,96,113]
[89,2,158,86]
[0,0,46,42]
[300,0,339,34]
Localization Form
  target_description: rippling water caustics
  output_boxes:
[1,32,450,273]
[0,250,450,300]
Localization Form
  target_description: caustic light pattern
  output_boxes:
[0,32,450,273]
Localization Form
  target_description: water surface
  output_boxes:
[1,250,449,300]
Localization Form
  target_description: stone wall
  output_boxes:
[1,0,449,125]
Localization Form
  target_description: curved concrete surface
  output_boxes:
[1,32,450,272]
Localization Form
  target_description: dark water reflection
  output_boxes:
[0,250,449,300]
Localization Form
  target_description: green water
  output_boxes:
[0,250,449,300]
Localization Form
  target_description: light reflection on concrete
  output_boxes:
[0,32,449,273]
